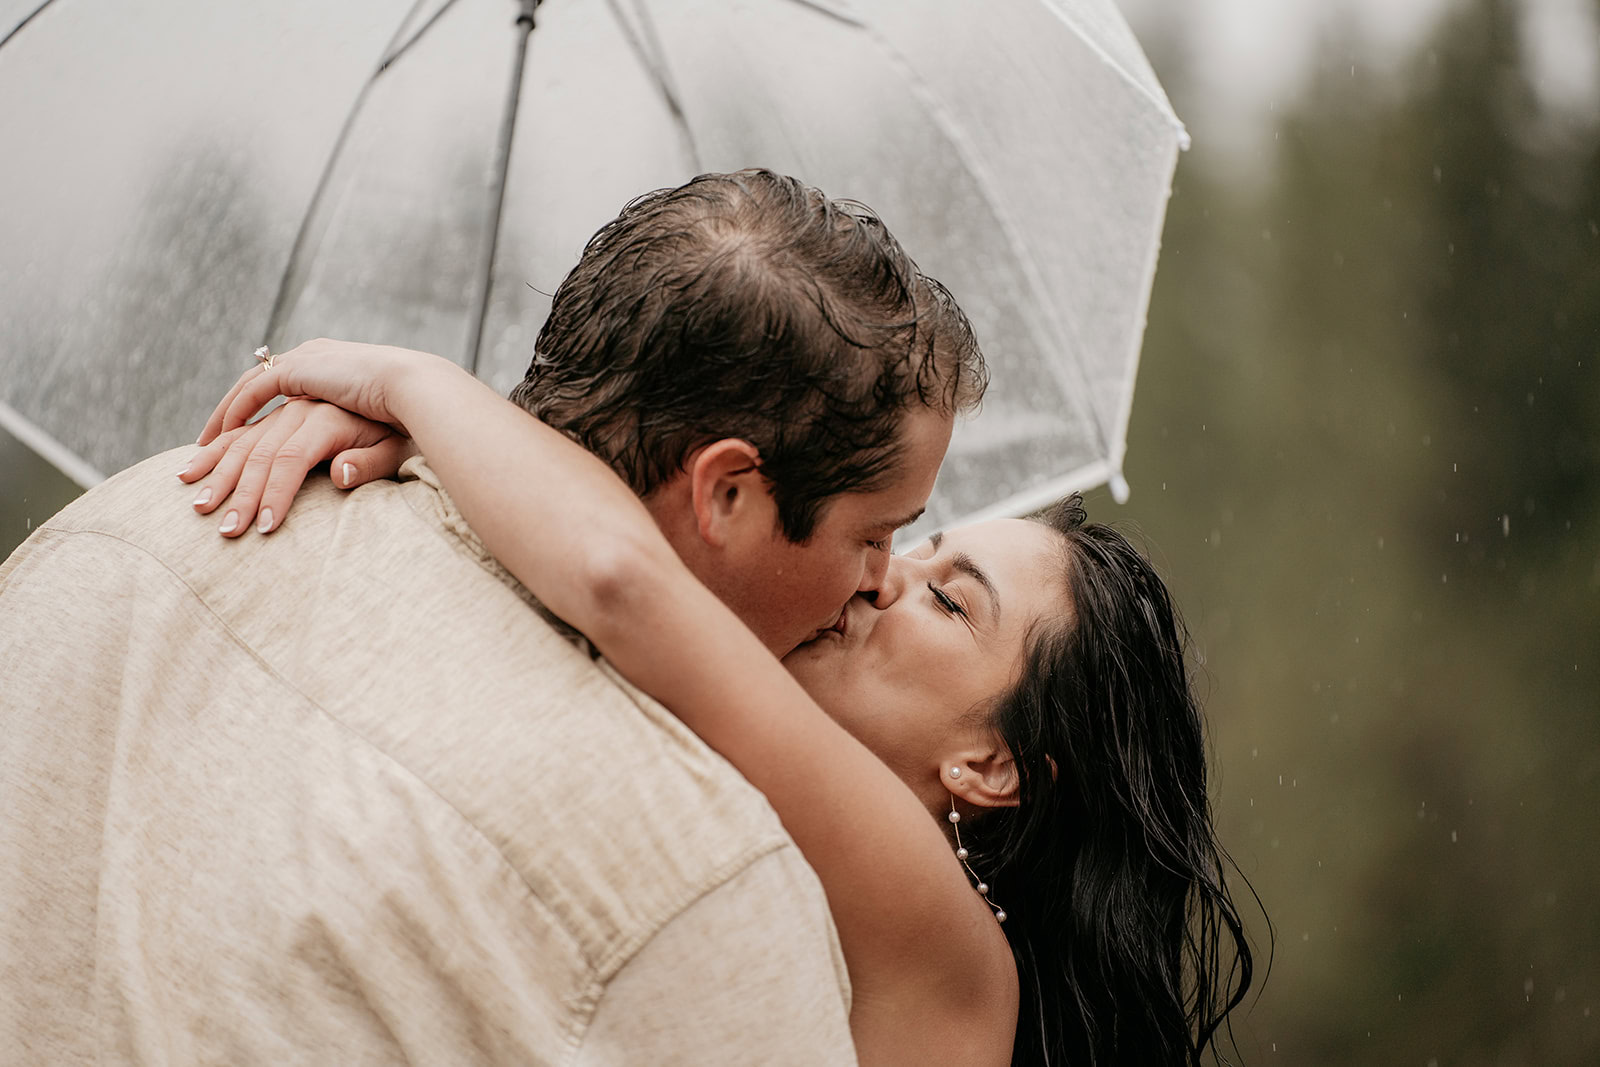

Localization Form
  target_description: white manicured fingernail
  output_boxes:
[257,508,274,533]
[341,463,355,487]
[193,488,213,508]
[177,464,191,479]
[219,511,239,534]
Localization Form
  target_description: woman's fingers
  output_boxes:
[185,397,413,537]
[186,410,301,518]
[198,364,269,445]
[252,406,404,531]
[180,423,252,484]
[215,402,311,536]
[220,366,299,437]
[329,434,417,491]
[216,340,418,435]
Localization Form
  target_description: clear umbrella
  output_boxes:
[0,0,1185,545]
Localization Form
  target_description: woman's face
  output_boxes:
[782,518,1069,799]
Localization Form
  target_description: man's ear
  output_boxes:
[687,438,769,549]
[942,738,1021,811]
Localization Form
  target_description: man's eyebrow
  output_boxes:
[950,551,1001,626]
[888,507,925,532]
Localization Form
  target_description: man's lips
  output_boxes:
[803,604,850,644]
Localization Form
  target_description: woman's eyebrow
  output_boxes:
[926,533,1000,624]
[949,551,1001,626]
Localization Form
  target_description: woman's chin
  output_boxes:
[782,634,839,685]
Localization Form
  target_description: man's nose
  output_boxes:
[856,542,894,599]
[863,553,912,608]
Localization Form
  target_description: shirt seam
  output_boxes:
[561,840,812,1065]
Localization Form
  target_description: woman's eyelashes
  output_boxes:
[929,583,968,619]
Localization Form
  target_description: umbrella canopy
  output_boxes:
[0,0,1185,541]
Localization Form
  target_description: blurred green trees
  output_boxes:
[1115,0,1599,1061]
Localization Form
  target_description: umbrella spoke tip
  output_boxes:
[1109,472,1130,505]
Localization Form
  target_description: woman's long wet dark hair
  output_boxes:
[963,496,1259,1065]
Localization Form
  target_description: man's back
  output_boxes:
[0,450,854,1064]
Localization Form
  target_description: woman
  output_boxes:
[185,343,1256,1065]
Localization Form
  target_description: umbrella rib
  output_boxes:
[1039,0,1188,145]
[775,0,865,28]
[260,0,439,349]
[0,0,61,53]
[0,399,105,489]
[606,0,701,171]
[864,26,1115,459]
[466,0,540,374]
[378,0,466,75]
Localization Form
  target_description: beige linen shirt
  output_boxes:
[0,449,855,1065]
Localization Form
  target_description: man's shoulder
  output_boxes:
[52,449,797,943]
[23,448,806,955]
[35,445,369,569]
[5,452,846,1051]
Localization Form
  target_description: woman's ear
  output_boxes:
[942,740,1021,811]
[687,439,767,548]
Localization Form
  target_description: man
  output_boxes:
[0,170,985,1063]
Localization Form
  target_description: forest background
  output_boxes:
[1107,0,1599,1061]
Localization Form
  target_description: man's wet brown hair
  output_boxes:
[510,169,986,541]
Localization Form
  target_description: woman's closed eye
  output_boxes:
[929,583,968,619]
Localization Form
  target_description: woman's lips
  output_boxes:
[828,604,848,636]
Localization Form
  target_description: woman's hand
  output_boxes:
[181,398,414,536]
[197,338,447,445]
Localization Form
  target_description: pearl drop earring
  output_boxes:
[948,766,962,779]
[948,797,1007,924]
